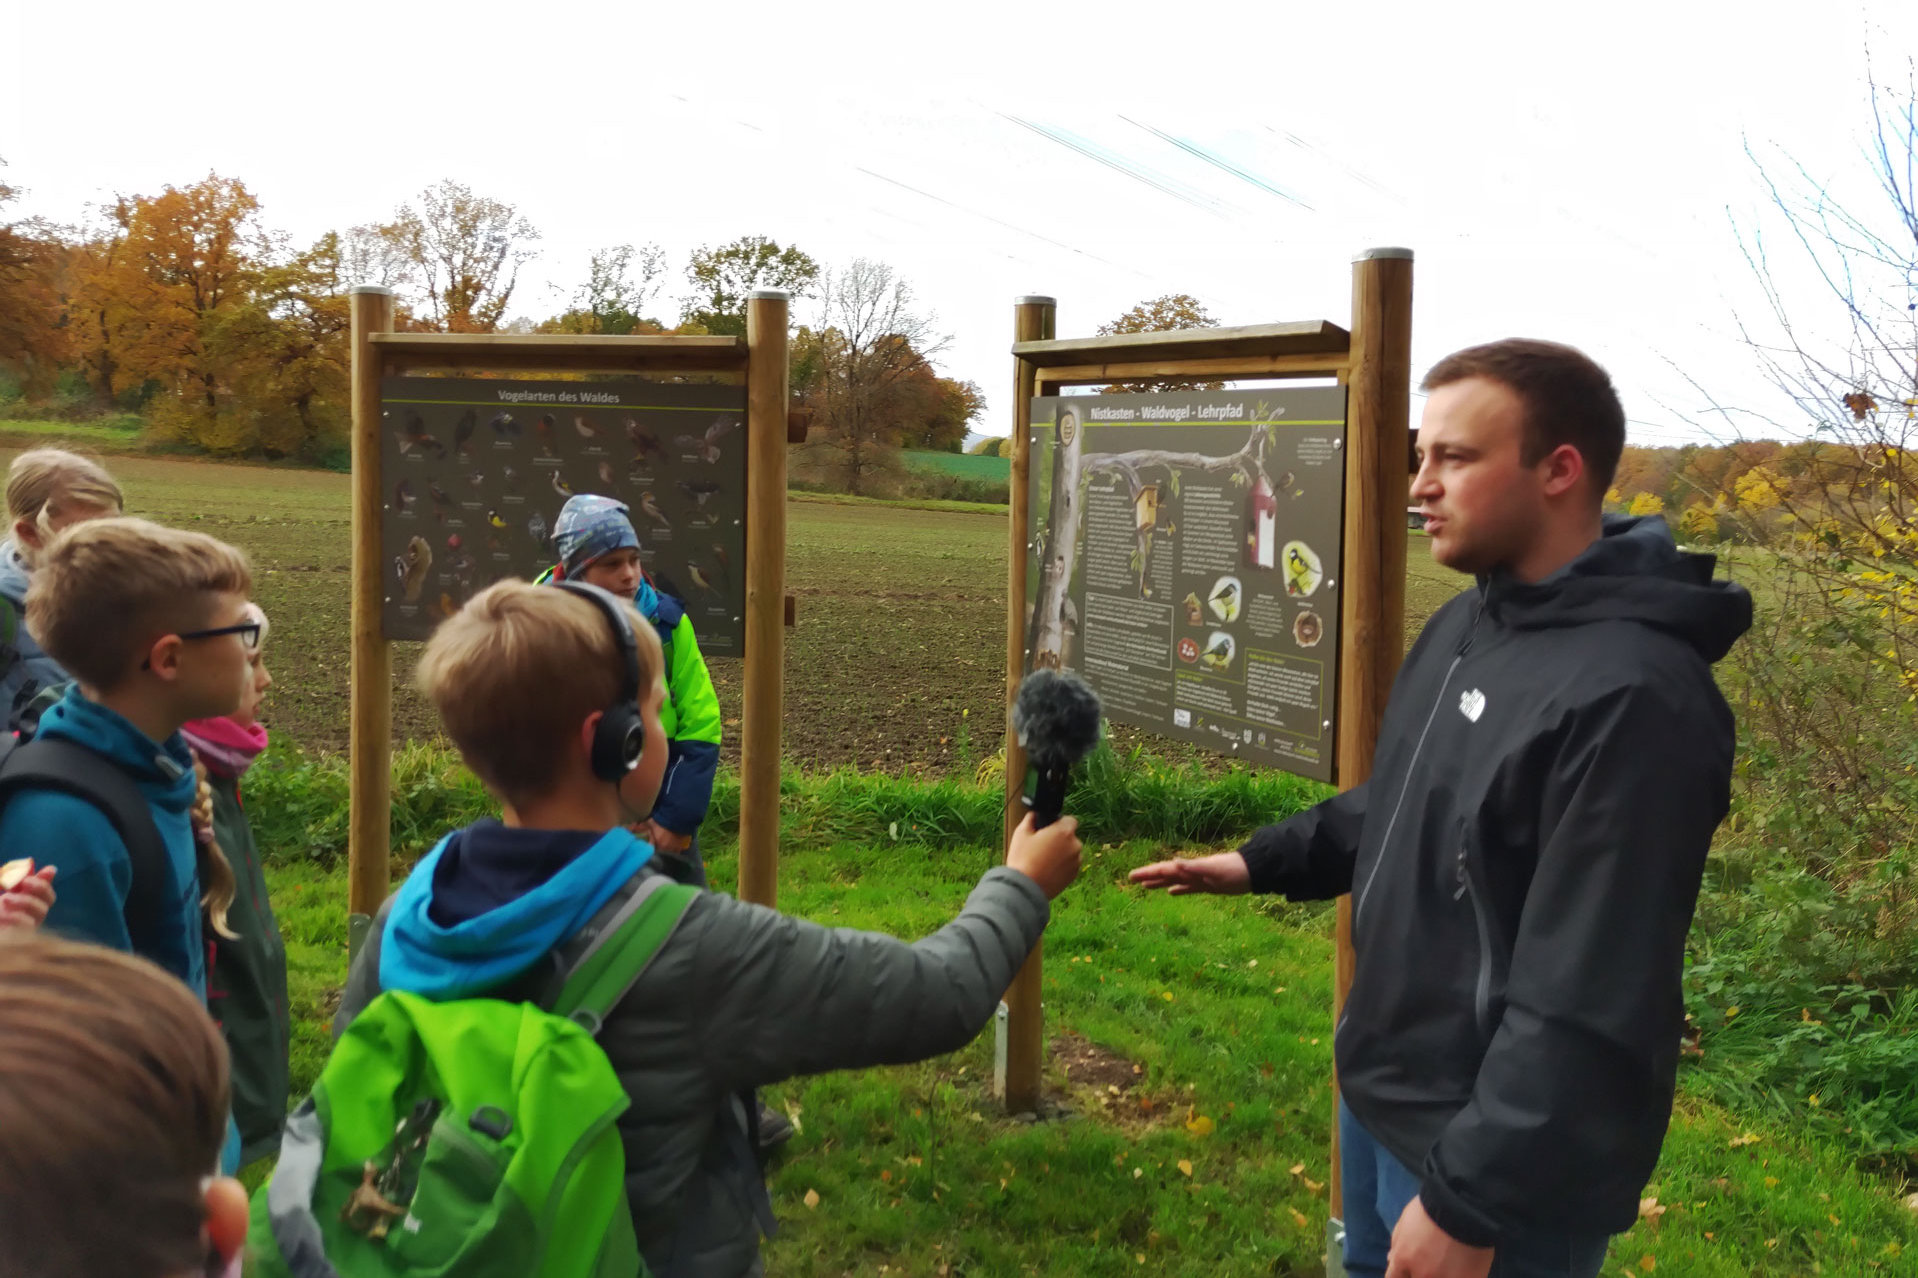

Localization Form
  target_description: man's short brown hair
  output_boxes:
[417,579,664,806]
[1422,339,1626,494]
[27,517,252,690]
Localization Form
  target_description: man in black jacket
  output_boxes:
[1133,339,1751,1278]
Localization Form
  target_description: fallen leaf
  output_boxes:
[1186,1114,1215,1137]
[1303,1177,1323,1194]
[1289,1207,1309,1228]
[1639,1255,1656,1272]
[1290,1163,1306,1176]
[1905,1190,1918,1212]
[1133,1166,1143,1179]
[1729,1133,1761,1148]
[1639,1197,1667,1221]
[803,1189,820,1210]
[1177,1159,1193,1177]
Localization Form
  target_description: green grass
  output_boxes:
[265,825,1918,1275]
[901,449,1011,482]
[790,489,1008,517]
[0,415,147,449]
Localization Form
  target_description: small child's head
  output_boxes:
[0,932,248,1277]
[418,578,666,816]
[6,448,125,570]
[228,601,272,730]
[552,494,644,600]
[26,518,254,721]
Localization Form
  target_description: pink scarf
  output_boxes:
[180,717,270,780]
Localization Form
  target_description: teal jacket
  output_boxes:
[0,686,205,995]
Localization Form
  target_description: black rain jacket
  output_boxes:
[1240,515,1752,1244]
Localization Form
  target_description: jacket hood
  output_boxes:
[1485,514,1753,662]
[378,820,653,1000]
[36,686,198,812]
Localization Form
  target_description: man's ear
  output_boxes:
[202,1176,249,1265]
[1540,442,1587,500]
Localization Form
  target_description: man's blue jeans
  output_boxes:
[1337,1101,1611,1278]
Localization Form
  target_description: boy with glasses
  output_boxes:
[0,517,254,1002]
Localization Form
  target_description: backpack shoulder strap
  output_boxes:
[0,738,172,946]
[550,870,699,1032]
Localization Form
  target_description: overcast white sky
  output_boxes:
[4,1,1913,444]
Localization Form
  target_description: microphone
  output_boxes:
[1011,669,1104,828]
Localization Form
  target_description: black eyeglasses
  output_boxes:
[178,621,263,652]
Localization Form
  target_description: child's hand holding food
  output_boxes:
[0,859,57,932]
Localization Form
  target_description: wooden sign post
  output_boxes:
[1002,251,1412,1271]
[345,289,792,953]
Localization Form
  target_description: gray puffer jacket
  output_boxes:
[337,844,1048,1278]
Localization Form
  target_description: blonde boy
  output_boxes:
[0,518,255,1000]
[338,579,1082,1278]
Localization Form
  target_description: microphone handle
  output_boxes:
[1023,765,1071,829]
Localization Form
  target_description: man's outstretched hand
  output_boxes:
[1128,851,1251,895]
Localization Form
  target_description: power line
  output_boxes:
[851,166,1150,279]
[1001,114,1237,220]
[1121,116,1316,211]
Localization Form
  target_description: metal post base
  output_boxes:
[347,912,373,967]
[991,1000,1009,1098]
[1325,1217,1348,1278]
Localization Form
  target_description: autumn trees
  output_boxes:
[24,174,351,456]
[786,259,988,495]
[1097,292,1222,393]
[681,236,820,337]
[0,168,69,399]
[0,174,981,470]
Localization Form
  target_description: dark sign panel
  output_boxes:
[379,377,747,651]
[1025,387,1347,781]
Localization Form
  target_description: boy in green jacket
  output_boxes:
[537,495,721,886]
[334,579,1081,1278]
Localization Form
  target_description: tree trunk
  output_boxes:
[1028,417,1085,667]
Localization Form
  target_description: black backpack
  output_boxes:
[0,731,173,946]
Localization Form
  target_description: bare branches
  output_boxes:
[388,180,541,333]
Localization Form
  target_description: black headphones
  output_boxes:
[550,580,647,782]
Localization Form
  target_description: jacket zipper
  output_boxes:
[1454,845,1495,1037]
[1350,594,1486,931]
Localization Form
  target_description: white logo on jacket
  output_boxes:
[1459,688,1487,722]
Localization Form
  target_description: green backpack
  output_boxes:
[247,873,699,1278]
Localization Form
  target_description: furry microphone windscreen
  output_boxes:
[1012,669,1103,773]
